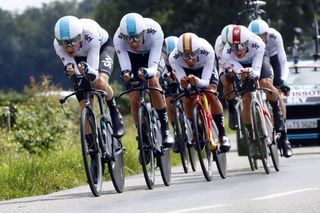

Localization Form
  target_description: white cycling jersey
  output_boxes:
[169,38,216,88]
[222,32,265,77]
[214,35,229,74]
[113,18,164,75]
[54,18,109,75]
[265,28,289,80]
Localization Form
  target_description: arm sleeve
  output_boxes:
[86,38,101,71]
[198,47,215,88]
[251,42,265,78]
[113,29,131,71]
[53,39,81,75]
[169,51,186,85]
[148,27,164,71]
[274,32,289,80]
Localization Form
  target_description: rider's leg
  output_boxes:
[259,78,292,157]
[149,72,174,147]
[206,83,231,152]
[94,73,125,137]
[220,73,238,130]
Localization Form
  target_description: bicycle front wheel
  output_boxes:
[138,104,156,189]
[108,137,125,193]
[174,104,189,173]
[265,114,280,171]
[159,148,172,186]
[252,103,270,174]
[211,121,227,179]
[80,107,103,197]
[193,104,213,181]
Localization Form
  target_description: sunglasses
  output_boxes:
[57,34,82,47]
[122,31,144,42]
[179,49,200,60]
[229,40,249,51]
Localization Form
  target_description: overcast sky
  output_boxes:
[0,0,72,12]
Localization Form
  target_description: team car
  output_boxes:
[284,59,320,146]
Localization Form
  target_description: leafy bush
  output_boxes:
[10,76,78,155]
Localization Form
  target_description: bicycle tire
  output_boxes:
[138,104,156,189]
[252,103,270,174]
[192,104,213,181]
[159,148,172,186]
[185,114,197,172]
[240,114,256,171]
[174,104,189,173]
[108,137,125,193]
[211,121,227,179]
[265,114,280,171]
[80,107,103,196]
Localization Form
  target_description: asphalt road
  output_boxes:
[1,145,320,213]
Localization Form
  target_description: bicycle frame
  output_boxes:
[194,93,215,145]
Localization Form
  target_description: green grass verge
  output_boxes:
[0,115,181,200]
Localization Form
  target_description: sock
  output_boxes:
[213,113,226,140]
[156,107,169,132]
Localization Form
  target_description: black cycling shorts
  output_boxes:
[125,51,165,90]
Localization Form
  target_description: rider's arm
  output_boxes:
[214,35,227,74]
[113,28,132,72]
[221,44,244,76]
[53,39,81,76]
[271,29,289,81]
[148,20,164,76]
[169,49,187,86]
[250,37,266,78]
[84,32,101,81]
[198,41,215,88]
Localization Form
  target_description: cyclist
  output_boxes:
[222,25,291,158]
[214,24,238,130]
[161,36,183,152]
[169,32,231,153]
[113,12,174,148]
[53,16,125,139]
[248,19,292,158]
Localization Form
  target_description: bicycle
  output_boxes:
[237,0,266,23]
[175,86,227,181]
[165,79,197,173]
[117,78,171,189]
[238,78,280,174]
[60,74,125,196]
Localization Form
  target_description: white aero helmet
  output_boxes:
[248,19,269,35]
[119,13,146,41]
[221,24,235,44]
[164,36,178,55]
[54,16,83,46]
[177,32,201,59]
[227,25,250,50]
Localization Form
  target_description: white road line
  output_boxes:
[165,204,231,213]
[251,188,318,201]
